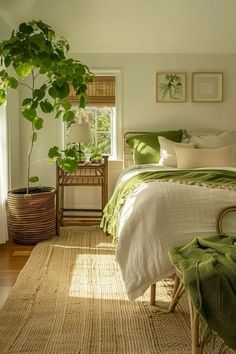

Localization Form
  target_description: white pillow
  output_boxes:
[158,136,195,167]
[189,131,236,149]
[181,129,224,143]
[175,145,236,169]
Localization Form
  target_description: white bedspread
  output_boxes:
[114,165,236,300]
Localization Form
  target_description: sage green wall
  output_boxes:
[76,53,236,132]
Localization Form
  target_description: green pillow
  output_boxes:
[126,130,183,164]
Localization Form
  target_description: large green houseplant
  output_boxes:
[0,20,94,243]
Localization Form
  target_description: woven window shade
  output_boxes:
[68,76,115,106]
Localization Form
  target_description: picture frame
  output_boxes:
[192,72,223,102]
[156,72,186,103]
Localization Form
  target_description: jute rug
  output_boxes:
[0,226,233,354]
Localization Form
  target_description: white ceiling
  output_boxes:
[1,0,236,53]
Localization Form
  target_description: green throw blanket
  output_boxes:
[169,235,236,350]
[101,169,236,241]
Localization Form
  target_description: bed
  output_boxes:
[101,130,236,302]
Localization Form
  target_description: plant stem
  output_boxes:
[27,127,35,194]
[18,82,33,91]
[26,71,35,194]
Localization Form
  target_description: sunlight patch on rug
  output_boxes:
[69,253,129,300]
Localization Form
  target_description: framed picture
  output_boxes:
[192,72,223,102]
[156,72,186,102]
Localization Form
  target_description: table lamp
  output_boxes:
[67,123,93,162]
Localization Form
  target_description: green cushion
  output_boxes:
[126,130,183,164]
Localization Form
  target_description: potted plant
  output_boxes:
[0,20,93,244]
[89,141,108,162]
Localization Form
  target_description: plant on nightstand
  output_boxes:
[0,20,94,244]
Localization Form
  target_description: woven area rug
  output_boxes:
[0,226,233,354]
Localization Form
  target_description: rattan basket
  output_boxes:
[8,187,56,244]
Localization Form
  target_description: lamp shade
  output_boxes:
[67,123,92,144]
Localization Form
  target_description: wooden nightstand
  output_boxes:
[56,155,108,233]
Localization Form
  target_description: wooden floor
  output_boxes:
[0,239,34,308]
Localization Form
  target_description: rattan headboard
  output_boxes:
[123,131,151,169]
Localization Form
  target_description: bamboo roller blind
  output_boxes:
[68,76,115,106]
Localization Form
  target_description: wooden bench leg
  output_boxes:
[188,296,204,354]
[168,274,185,312]
[150,274,185,309]
[151,272,210,353]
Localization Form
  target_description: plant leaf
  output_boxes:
[22,98,32,106]
[33,117,43,130]
[52,81,70,99]
[55,109,62,119]
[48,86,58,99]
[77,64,86,75]
[60,99,71,111]
[48,146,61,158]
[57,81,70,98]
[63,111,74,122]
[8,77,18,89]
[19,23,33,34]
[79,95,87,108]
[4,56,11,67]
[60,158,77,173]
[14,61,33,77]
[29,34,45,48]
[28,176,39,183]
[0,89,7,104]
[40,100,53,113]
[65,147,77,158]
[31,101,38,109]
[33,88,45,101]
[21,108,36,121]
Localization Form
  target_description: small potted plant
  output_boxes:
[0,20,93,243]
[89,141,107,163]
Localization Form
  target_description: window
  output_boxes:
[84,106,115,156]
[67,74,119,160]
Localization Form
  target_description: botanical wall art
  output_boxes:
[156,72,186,103]
[192,72,223,102]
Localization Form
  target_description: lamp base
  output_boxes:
[78,156,85,163]
[77,143,85,162]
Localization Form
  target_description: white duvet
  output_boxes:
[114,165,236,300]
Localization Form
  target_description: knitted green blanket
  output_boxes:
[101,169,236,241]
[169,235,236,349]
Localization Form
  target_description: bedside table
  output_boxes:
[56,155,108,233]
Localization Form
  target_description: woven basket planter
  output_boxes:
[8,187,56,245]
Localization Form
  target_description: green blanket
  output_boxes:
[169,235,236,349]
[101,169,236,241]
